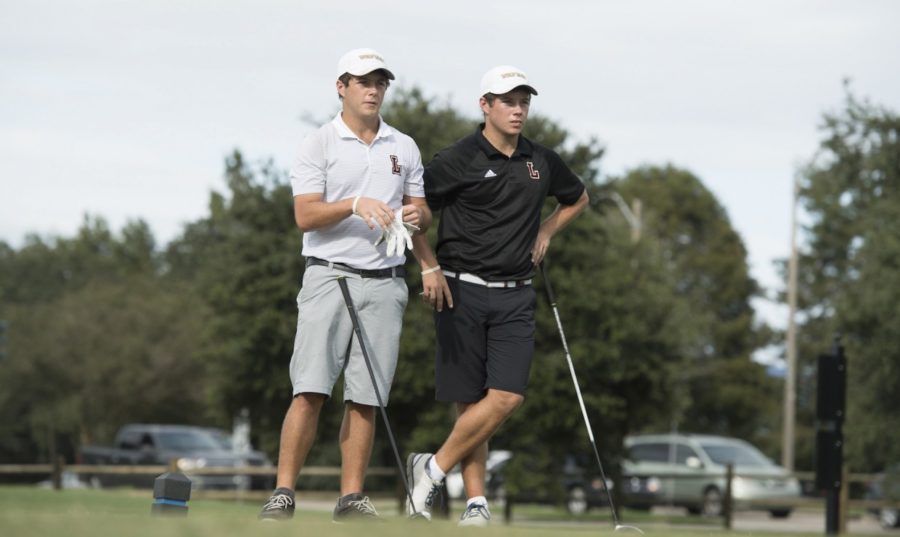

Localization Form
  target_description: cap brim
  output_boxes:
[344,67,395,80]
[484,83,538,97]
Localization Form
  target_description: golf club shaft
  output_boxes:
[336,276,419,514]
[539,263,622,528]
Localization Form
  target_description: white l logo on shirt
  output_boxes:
[484,170,497,178]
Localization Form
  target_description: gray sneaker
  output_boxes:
[458,502,491,527]
[258,488,295,521]
[406,453,443,519]
[332,493,380,523]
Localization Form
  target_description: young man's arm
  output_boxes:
[293,194,397,232]
[531,189,590,265]
[404,195,453,311]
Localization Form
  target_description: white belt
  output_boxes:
[443,270,532,288]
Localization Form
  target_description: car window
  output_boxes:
[206,429,234,450]
[118,430,141,450]
[628,443,670,463]
[675,444,699,464]
[699,442,771,467]
[139,434,155,448]
[156,430,222,452]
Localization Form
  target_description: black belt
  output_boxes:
[306,257,406,279]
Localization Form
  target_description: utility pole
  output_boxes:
[782,177,800,470]
[609,192,642,243]
[0,320,7,361]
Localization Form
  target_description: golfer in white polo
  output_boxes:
[259,47,436,522]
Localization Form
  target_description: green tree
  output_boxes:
[613,166,778,449]
[793,90,900,471]
[0,219,209,462]
[165,151,303,456]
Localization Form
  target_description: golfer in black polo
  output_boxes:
[407,65,589,526]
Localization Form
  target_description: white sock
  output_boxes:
[426,456,446,481]
[467,496,488,508]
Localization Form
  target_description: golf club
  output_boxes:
[539,262,644,534]
[336,276,426,520]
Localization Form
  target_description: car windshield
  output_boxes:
[699,442,772,467]
[206,430,234,450]
[156,431,223,452]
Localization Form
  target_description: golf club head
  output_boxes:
[408,512,431,522]
[614,524,645,534]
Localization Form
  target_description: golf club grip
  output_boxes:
[539,262,557,305]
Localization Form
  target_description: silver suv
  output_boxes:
[621,433,800,518]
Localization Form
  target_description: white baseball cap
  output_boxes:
[336,48,395,80]
[480,65,538,97]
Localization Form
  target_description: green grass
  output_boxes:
[0,486,858,537]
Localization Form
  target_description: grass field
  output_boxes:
[0,486,860,537]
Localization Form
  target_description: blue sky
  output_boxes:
[3,0,899,363]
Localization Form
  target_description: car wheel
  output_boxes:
[769,509,792,519]
[881,508,900,529]
[701,487,723,517]
[566,486,588,515]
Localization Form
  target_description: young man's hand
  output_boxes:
[531,229,551,265]
[400,203,424,232]
[354,197,395,230]
[421,271,453,312]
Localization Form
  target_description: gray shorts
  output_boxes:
[289,264,408,406]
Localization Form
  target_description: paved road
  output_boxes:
[729,509,883,534]
[632,507,886,535]
[513,511,886,534]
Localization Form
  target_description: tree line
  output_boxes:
[1,87,896,493]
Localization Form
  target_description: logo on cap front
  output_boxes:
[501,71,526,80]
[359,53,384,62]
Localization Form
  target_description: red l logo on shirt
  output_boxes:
[527,162,540,180]
[390,155,401,175]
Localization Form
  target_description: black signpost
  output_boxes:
[815,338,846,535]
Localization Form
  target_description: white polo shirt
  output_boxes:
[290,113,425,269]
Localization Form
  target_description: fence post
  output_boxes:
[838,468,849,534]
[52,455,64,491]
[503,495,513,524]
[723,463,733,529]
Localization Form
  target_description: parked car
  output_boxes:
[865,464,900,529]
[621,433,800,518]
[80,424,274,490]
[560,453,613,515]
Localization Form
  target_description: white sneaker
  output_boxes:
[458,502,491,527]
[406,453,442,519]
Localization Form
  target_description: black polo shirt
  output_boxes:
[424,125,585,280]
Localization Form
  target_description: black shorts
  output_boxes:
[434,277,536,403]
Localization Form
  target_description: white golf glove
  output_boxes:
[373,210,418,256]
